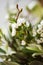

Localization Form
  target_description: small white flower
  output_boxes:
[11,23,17,29]
[17,18,26,26]
[40,38,43,42]
[40,20,43,25]
[37,20,43,35]
[12,28,16,36]
[36,39,41,44]
[38,24,42,29]
[37,29,41,34]
[21,40,26,45]
[26,21,30,27]
[41,33,43,37]
[17,21,22,27]
[8,59,11,61]
[11,23,17,36]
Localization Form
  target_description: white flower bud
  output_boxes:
[38,24,42,29]
[8,59,11,61]
[26,21,30,27]
[41,33,43,37]
[36,39,41,44]
[11,23,17,29]
[11,23,17,36]
[21,40,26,45]
[37,29,41,34]
[40,38,43,42]
[40,20,43,25]
[17,18,26,26]
[12,28,16,36]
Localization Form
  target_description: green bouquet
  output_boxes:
[0,4,43,65]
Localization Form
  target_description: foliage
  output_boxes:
[0,3,43,65]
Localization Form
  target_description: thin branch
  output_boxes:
[16,4,23,21]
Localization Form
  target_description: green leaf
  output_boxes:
[9,18,16,23]
[26,44,43,53]
[0,61,20,65]
[0,48,6,54]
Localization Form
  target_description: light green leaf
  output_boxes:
[26,44,43,53]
